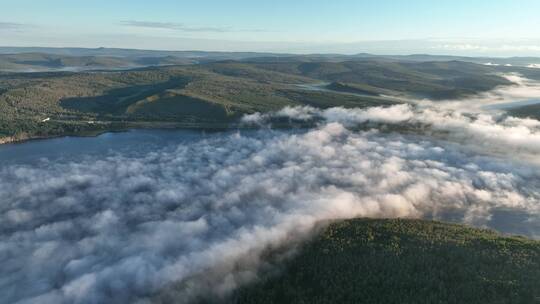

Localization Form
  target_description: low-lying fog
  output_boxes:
[1,74,540,304]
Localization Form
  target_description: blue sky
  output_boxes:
[1,0,540,55]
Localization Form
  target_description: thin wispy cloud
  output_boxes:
[432,43,540,53]
[0,22,28,31]
[120,20,270,33]
[120,20,232,33]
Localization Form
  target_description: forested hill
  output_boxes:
[225,219,540,304]
[0,58,516,143]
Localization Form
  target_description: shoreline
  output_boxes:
[0,120,322,146]
[0,123,249,146]
[0,132,112,146]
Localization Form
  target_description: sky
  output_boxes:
[1,0,540,56]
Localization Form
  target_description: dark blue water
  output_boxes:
[0,129,213,165]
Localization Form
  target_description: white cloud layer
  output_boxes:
[243,102,540,161]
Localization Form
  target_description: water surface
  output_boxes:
[0,129,217,165]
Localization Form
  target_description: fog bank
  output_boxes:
[2,118,540,303]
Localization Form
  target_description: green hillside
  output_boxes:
[245,59,512,100]
[228,219,540,304]
[0,58,518,142]
[0,63,396,141]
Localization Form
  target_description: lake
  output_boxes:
[0,129,217,165]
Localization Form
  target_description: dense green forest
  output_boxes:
[0,57,523,142]
[225,219,540,304]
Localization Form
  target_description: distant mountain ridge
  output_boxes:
[1,47,540,72]
[0,47,290,60]
[0,52,196,72]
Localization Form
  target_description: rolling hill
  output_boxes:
[242,59,513,100]
[2,47,540,73]
[223,219,540,304]
[0,57,527,143]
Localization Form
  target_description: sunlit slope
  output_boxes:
[0,59,516,140]
[230,219,540,304]
[245,59,512,100]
